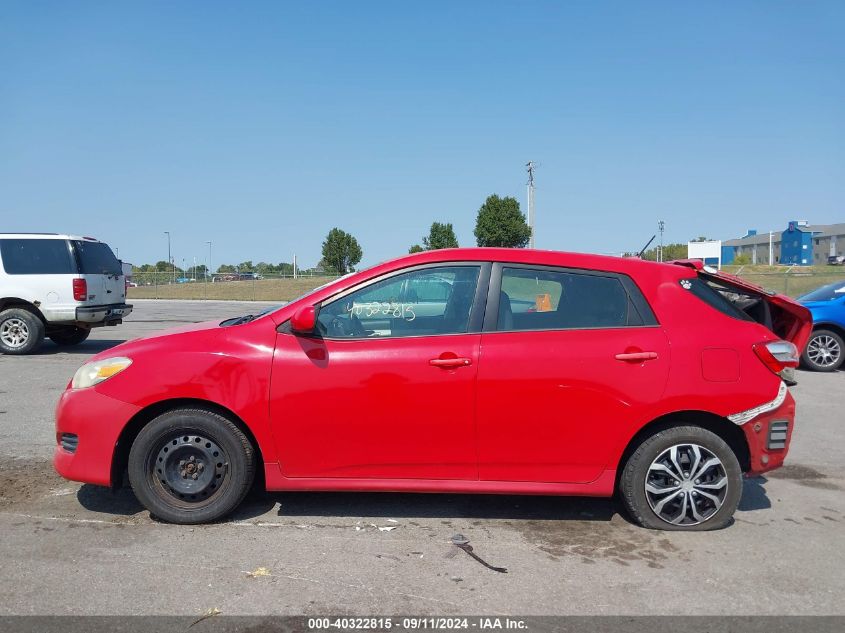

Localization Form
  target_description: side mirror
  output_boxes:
[290,305,317,334]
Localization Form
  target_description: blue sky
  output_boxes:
[2,1,843,269]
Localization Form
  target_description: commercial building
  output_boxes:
[720,221,845,266]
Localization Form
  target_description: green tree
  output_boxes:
[423,222,459,250]
[641,243,688,262]
[474,194,531,248]
[321,228,363,274]
[408,244,424,253]
[732,254,752,265]
[154,260,171,272]
[217,264,236,273]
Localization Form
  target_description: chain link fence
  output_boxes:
[725,268,845,298]
[126,267,845,302]
[127,271,341,302]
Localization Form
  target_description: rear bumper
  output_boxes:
[741,390,796,476]
[53,386,141,486]
[75,303,133,325]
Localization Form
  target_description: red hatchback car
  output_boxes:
[54,248,811,530]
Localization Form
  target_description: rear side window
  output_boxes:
[499,267,646,331]
[72,241,122,275]
[0,239,75,274]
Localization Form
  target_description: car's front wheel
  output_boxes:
[48,326,91,346]
[619,425,742,531]
[128,408,256,524]
[801,329,844,372]
[0,307,44,355]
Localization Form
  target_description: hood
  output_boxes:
[89,319,224,363]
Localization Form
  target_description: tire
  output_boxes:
[801,329,844,372]
[619,425,742,531]
[0,307,45,355]
[49,326,91,346]
[128,408,256,524]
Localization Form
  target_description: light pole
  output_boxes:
[658,220,665,262]
[164,231,171,284]
[206,241,212,281]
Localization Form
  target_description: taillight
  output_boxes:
[72,278,87,301]
[753,340,800,376]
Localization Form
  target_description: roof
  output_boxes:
[368,247,687,279]
[0,233,95,241]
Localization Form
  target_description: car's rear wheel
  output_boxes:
[48,326,91,346]
[0,307,44,355]
[620,425,742,531]
[128,408,256,524]
[801,329,844,372]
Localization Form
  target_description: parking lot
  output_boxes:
[0,299,843,616]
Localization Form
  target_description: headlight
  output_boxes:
[71,357,133,389]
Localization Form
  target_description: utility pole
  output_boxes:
[293,254,297,279]
[164,231,171,283]
[526,161,537,249]
[658,220,665,262]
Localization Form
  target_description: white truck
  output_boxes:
[0,233,133,354]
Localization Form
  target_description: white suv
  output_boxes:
[0,233,133,355]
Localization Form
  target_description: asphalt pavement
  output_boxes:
[0,300,843,616]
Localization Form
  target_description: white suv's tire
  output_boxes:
[0,307,45,355]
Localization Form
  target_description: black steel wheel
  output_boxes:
[128,408,256,524]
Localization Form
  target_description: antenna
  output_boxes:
[637,235,656,259]
[526,161,538,248]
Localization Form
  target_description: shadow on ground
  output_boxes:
[37,339,127,355]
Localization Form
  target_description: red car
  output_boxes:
[54,249,811,530]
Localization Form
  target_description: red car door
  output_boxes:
[269,264,487,480]
[476,264,670,483]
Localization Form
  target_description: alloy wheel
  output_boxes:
[645,443,728,526]
[0,318,30,349]
[806,334,841,369]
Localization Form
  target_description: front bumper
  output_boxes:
[740,389,796,476]
[75,303,133,325]
[53,386,141,486]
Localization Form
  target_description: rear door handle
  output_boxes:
[429,357,473,368]
[615,351,658,362]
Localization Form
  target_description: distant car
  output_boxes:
[0,233,132,354]
[798,280,845,371]
[828,255,845,266]
[55,249,810,530]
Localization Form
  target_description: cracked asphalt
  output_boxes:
[0,300,843,616]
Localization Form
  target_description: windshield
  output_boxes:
[72,240,122,275]
[799,281,845,302]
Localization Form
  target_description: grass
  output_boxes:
[128,277,337,302]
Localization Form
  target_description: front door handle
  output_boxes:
[429,357,472,368]
[615,351,658,362]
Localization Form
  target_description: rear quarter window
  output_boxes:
[684,277,753,321]
[0,239,76,274]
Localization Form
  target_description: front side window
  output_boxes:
[317,266,481,338]
[498,267,637,331]
[0,239,75,274]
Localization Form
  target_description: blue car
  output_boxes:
[798,280,845,371]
